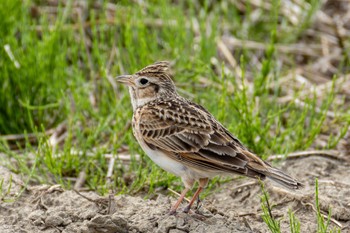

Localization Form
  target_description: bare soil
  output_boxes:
[1,154,350,233]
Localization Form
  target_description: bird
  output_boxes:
[116,61,303,215]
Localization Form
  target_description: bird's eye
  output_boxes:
[139,78,149,85]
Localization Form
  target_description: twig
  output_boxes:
[217,39,243,79]
[278,96,341,119]
[107,193,116,215]
[73,189,98,203]
[236,211,258,217]
[242,217,254,232]
[106,156,116,215]
[114,46,125,75]
[73,171,87,190]
[301,202,343,229]
[222,36,323,57]
[105,44,118,94]
[1,132,40,142]
[32,184,64,208]
[73,189,110,211]
[268,150,345,162]
[106,71,118,96]
[33,18,185,32]
[106,156,115,186]
[53,149,140,161]
[48,121,68,149]
[317,179,350,189]
[4,44,20,68]
[230,181,258,192]
[168,188,190,203]
[269,186,312,202]
[1,121,66,141]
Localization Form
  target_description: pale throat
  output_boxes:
[128,86,156,111]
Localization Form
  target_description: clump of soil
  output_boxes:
[1,155,350,233]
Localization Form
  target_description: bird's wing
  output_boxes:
[138,98,213,153]
[138,98,266,175]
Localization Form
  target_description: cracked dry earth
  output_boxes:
[1,155,350,233]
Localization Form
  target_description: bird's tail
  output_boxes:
[243,150,303,189]
[263,166,303,189]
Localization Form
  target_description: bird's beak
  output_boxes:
[116,75,134,86]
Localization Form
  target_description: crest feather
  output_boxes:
[136,61,171,75]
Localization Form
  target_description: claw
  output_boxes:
[169,209,177,215]
[183,205,191,213]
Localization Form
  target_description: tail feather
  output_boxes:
[264,167,303,189]
[246,161,303,189]
[241,150,303,189]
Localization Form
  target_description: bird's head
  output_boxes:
[116,61,177,110]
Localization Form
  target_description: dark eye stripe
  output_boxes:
[154,84,160,93]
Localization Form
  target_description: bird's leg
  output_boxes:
[169,187,189,215]
[195,194,201,210]
[183,186,203,213]
[184,177,208,213]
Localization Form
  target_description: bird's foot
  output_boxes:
[195,197,202,211]
[183,205,191,213]
[169,209,177,215]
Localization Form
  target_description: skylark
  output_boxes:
[117,61,302,214]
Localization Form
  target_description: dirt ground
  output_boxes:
[1,153,350,233]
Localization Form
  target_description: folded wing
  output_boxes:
[138,98,265,178]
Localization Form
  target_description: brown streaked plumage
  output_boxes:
[117,61,303,214]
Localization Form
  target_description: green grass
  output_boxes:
[315,179,341,233]
[0,0,349,230]
[260,181,281,233]
[289,209,301,233]
[0,177,10,202]
[259,179,342,233]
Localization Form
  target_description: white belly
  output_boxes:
[139,141,188,177]
[139,139,222,181]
